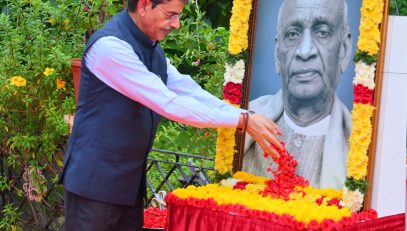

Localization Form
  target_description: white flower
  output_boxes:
[354,61,376,89]
[223,59,245,85]
[220,178,240,187]
[342,187,364,212]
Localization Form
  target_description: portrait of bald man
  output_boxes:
[243,0,362,190]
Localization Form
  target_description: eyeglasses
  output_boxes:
[152,1,182,22]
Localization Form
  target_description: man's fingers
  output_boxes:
[256,136,280,159]
[268,149,280,159]
[268,134,283,151]
[258,141,279,159]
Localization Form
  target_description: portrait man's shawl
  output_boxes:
[243,90,352,189]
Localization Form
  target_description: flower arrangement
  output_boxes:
[345,0,385,212]
[215,0,252,175]
[167,170,378,230]
[215,0,386,212]
[172,139,381,229]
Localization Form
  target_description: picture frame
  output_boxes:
[226,0,390,209]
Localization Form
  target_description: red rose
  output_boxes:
[223,82,242,103]
[354,84,373,104]
[225,94,241,104]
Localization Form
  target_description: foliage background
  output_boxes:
[0,0,231,229]
[390,0,407,15]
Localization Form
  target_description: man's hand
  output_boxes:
[245,114,283,159]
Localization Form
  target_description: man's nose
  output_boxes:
[169,18,181,30]
[295,29,317,61]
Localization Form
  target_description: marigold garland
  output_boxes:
[233,171,269,185]
[215,126,237,174]
[344,0,385,212]
[215,0,386,213]
[228,0,252,55]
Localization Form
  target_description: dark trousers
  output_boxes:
[64,190,144,231]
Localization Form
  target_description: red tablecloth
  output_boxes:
[165,203,405,231]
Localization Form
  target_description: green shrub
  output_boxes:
[0,0,89,229]
[0,0,230,228]
[390,0,407,15]
[154,1,230,157]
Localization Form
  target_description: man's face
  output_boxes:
[275,0,351,101]
[141,0,184,41]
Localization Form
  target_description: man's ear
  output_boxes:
[275,37,281,75]
[137,0,150,16]
[340,31,352,74]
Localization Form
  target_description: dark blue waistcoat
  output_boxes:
[59,9,168,206]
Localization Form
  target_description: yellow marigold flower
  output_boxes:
[56,78,66,90]
[245,184,265,193]
[215,127,236,174]
[233,171,269,185]
[347,104,374,179]
[63,19,71,30]
[43,67,55,76]
[215,98,241,174]
[302,187,343,199]
[228,0,252,55]
[10,76,27,87]
[48,18,56,25]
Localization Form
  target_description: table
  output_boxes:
[166,203,405,231]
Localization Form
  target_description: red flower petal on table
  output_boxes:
[327,198,342,209]
[261,142,309,199]
[315,196,324,206]
[307,220,320,230]
[233,181,250,190]
[321,219,336,231]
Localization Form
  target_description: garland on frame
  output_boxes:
[215,0,386,212]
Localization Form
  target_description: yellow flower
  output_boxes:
[63,19,70,30]
[43,67,55,76]
[233,171,269,185]
[357,0,384,55]
[215,100,241,174]
[347,104,374,179]
[215,127,236,174]
[228,0,252,55]
[48,18,56,25]
[56,79,66,90]
[10,76,27,87]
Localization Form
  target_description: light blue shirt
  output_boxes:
[85,36,244,128]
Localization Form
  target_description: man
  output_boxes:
[59,0,283,230]
[243,0,352,190]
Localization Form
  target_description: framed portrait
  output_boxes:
[231,0,389,208]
